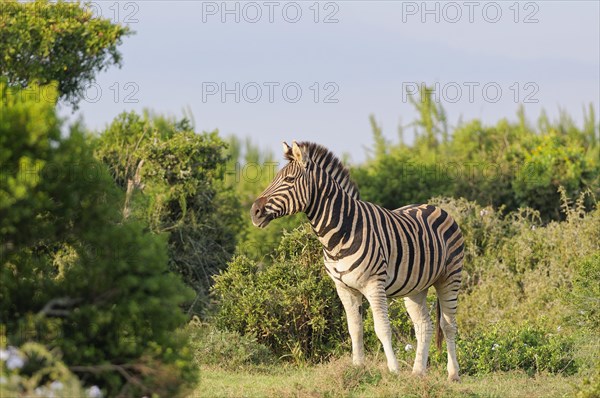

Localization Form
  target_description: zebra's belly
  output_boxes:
[383,255,446,298]
[322,234,449,296]
[323,256,374,291]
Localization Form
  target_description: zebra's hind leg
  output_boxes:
[404,289,433,376]
[435,281,461,382]
[335,282,365,367]
[364,282,399,373]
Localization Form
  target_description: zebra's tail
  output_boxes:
[435,298,443,351]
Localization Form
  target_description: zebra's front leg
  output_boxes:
[335,282,365,367]
[404,290,433,376]
[364,283,399,373]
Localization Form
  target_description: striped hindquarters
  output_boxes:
[382,204,464,298]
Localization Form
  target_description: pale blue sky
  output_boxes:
[60,1,600,163]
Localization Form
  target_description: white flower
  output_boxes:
[0,349,8,361]
[50,381,64,390]
[492,344,500,351]
[531,225,536,230]
[479,209,488,217]
[6,354,25,370]
[35,386,54,398]
[557,326,562,332]
[87,385,102,398]
[404,344,413,352]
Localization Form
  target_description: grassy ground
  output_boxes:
[188,356,580,398]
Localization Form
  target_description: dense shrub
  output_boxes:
[352,90,599,222]
[0,82,197,396]
[428,192,599,331]
[570,252,600,331]
[212,225,348,363]
[94,111,242,314]
[452,323,577,375]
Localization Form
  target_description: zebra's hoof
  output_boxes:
[448,373,460,382]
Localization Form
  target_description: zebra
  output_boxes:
[250,141,464,381]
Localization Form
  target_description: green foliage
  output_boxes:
[186,318,275,370]
[0,82,197,396]
[448,323,577,376]
[353,89,599,222]
[212,225,348,363]
[432,193,600,333]
[0,81,61,243]
[366,295,578,378]
[512,133,596,220]
[576,362,600,398]
[352,145,451,207]
[570,253,600,331]
[93,111,241,314]
[429,194,597,376]
[0,0,131,106]
[408,84,448,147]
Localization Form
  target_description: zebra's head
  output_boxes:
[251,141,312,228]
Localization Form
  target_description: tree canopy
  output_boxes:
[0,0,131,106]
[0,81,197,396]
[93,111,242,314]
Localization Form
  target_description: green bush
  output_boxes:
[447,322,578,376]
[212,225,348,363]
[571,252,600,331]
[351,146,452,210]
[428,193,599,332]
[0,82,197,397]
[353,89,599,222]
[93,111,242,314]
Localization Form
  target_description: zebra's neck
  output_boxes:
[305,167,359,255]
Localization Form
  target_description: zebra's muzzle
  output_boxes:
[251,197,274,228]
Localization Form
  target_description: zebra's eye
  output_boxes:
[284,176,296,183]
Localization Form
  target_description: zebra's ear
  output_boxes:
[291,140,307,167]
[282,141,292,158]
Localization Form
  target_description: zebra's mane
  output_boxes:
[286,141,360,200]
